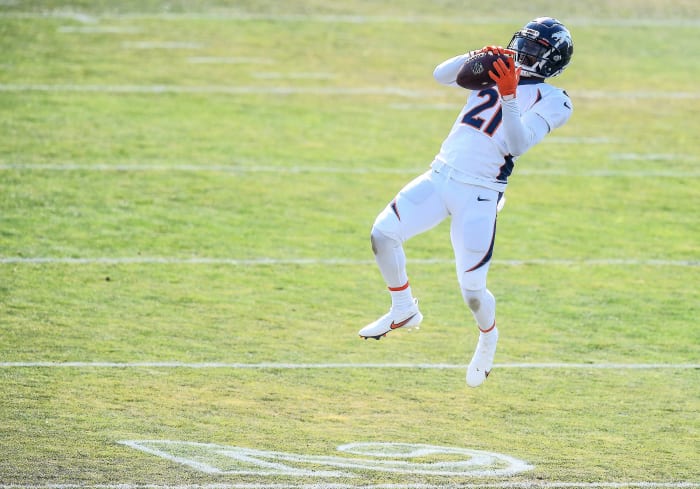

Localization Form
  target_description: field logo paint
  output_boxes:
[118,440,533,478]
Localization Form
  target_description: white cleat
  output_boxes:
[466,327,499,387]
[359,299,423,340]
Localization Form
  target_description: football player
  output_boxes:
[359,17,574,387]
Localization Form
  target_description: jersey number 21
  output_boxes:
[461,88,502,136]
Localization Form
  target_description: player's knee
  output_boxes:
[461,288,486,312]
[370,226,399,256]
[462,288,495,314]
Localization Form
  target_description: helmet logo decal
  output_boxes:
[551,31,572,48]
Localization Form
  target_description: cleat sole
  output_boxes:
[359,326,420,340]
[359,334,385,340]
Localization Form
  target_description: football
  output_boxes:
[456,51,508,90]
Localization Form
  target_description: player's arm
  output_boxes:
[433,54,471,86]
[488,57,549,156]
[501,100,550,156]
[433,46,510,87]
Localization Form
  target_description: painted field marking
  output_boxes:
[1,11,699,28]
[0,83,435,97]
[252,72,336,79]
[0,11,98,22]
[1,482,698,489]
[521,168,699,177]
[534,136,614,144]
[0,83,699,100]
[0,163,697,178]
[121,41,204,49]
[0,257,697,267]
[575,91,700,100]
[389,102,456,110]
[118,440,532,477]
[610,153,698,161]
[0,162,416,174]
[1,483,698,489]
[187,56,274,64]
[58,26,141,33]
[1,362,697,369]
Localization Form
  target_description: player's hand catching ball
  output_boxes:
[478,45,512,57]
[488,56,521,99]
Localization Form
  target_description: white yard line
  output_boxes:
[0,163,414,173]
[0,11,98,22]
[252,72,336,79]
[0,83,699,100]
[520,168,699,176]
[0,362,697,369]
[1,163,697,178]
[0,257,697,267]
[0,83,436,98]
[187,56,275,64]
[121,41,203,49]
[1,11,699,28]
[58,26,141,33]
[0,481,698,488]
[610,153,698,161]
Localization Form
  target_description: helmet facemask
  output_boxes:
[508,36,552,77]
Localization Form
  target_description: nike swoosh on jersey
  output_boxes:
[390,314,417,330]
[477,196,491,201]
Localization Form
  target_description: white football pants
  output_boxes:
[372,167,500,292]
[372,168,503,331]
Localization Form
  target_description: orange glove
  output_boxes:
[488,56,522,98]
[478,45,512,57]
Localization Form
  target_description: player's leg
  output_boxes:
[359,171,449,339]
[461,286,499,387]
[449,184,500,386]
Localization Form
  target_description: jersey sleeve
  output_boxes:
[530,89,573,131]
[500,86,573,157]
[433,53,472,87]
[501,98,550,156]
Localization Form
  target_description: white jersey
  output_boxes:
[432,55,573,191]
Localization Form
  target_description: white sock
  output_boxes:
[389,281,414,311]
[479,321,497,335]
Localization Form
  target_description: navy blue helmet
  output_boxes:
[507,17,573,78]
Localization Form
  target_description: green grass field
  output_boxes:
[1,1,698,488]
